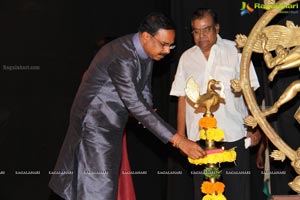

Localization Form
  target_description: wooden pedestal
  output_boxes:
[271,195,300,200]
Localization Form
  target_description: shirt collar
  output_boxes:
[132,33,149,60]
[213,34,223,50]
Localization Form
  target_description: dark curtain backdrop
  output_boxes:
[168,0,299,199]
[0,0,299,200]
[0,1,172,200]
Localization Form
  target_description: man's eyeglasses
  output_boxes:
[191,25,214,36]
[151,35,176,50]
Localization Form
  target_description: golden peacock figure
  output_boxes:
[185,77,225,116]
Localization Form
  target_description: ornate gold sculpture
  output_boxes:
[235,20,300,53]
[185,78,225,115]
[233,0,300,193]
[260,31,300,81]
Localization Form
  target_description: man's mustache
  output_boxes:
[159,53,168,57]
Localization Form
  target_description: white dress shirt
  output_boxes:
[170,35,260,142]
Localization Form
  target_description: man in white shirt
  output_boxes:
[170,8,261,200]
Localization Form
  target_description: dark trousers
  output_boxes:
[193,138,251,200]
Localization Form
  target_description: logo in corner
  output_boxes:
[240,1,254,16]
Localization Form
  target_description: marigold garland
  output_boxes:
[188,149,236,165]
[201,181,225,195]
[199,128,224,141]
[202,194,226,200]
[199,116,217,129]
[190,114,237,200]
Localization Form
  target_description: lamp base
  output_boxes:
[271,195,300,200]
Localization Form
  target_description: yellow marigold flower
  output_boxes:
[200,128,224,141]
[188,149,237,165]
[199,129,206,140]
[202,194,227,200]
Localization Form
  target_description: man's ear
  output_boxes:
[142,32,152,40]
[140,32,151,44]
[215,24,220,34]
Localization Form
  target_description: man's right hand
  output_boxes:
[179,139,206,159]
[171,133,206,159]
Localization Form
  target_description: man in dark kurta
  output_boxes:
[49,12,206,200]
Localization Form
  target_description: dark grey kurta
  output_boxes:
[49,33,176,200]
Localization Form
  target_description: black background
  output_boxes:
[0,0,299,199]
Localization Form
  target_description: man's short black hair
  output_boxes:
[138,12,175,35]
[191,8,219,25]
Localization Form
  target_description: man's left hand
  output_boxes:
[246,129,261,146]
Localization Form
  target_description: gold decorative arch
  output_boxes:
[235,0,300,193]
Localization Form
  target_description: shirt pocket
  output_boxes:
[214,65,236,89]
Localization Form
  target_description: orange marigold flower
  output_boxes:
[199,116,217,129]
[201,181,214,194]
[201,181,225,195]
[213,182,225,194]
